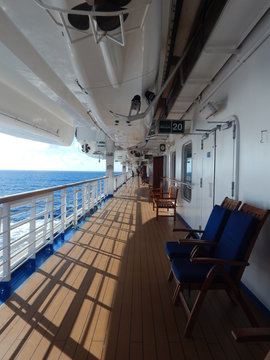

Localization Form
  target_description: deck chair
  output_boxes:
[169,204,269,337]
[148,179,163,203]
[154,185,179,221]
[166,197,241,262]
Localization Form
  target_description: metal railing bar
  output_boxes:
[0,177,108,204]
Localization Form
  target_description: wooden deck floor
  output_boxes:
[0,178,269,359]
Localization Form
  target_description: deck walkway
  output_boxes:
[0,178,269,359]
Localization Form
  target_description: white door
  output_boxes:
[200,121,237,228]
[200,132,215,228]
[215,123,237,203]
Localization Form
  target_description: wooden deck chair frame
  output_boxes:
[148,179,163,203]
[170,203,269,337]
[154,185,179,221]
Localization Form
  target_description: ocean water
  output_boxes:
[0,170,111,246]
[0,170,107,197]
[0,170,111,224]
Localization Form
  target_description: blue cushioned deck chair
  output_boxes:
[166,197,241,263]
[169,204,269,337]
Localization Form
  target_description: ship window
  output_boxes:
[182,141,192,202]
[171,151,176,179]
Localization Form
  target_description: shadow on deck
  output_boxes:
[0,178,269,359]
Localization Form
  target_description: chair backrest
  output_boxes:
[238,203,269,279]
[214,205,269,280]
[221,197,242,211]
[168,186,178,200]
[201,205,231,243]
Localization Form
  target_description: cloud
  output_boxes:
[0,133,122,172]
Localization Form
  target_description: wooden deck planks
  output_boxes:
[0,178,269,359]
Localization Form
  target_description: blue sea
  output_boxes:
[0,170,118,225]
[0,170,108,197]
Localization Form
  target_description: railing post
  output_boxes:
[101,179,104,198]
[89,184,93,210]
[98,180,101,201]
[43,197,49,242]
[87,183,91,212]
[61,189,66,235]
[93,182,97,205]
[73,187,78,228]
[104,179,107,197]
[82,184,86,217]
[97,181,100,203]
[49,193,54,244]
[2,203,11,282]
[28,199,36,259]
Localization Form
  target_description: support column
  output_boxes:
[106,138,115,195]
[106,154,114,195]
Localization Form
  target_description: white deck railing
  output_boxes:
[114,172,131,191]
[0,176,110,282]
[0,172,133,282]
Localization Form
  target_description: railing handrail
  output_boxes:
[114,172,129,178]
[163,176,192,189]
[0,176,108,204]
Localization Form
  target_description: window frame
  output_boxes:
[182,141,192,202]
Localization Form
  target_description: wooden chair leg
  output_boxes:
[156,206,158,220]
[168,269,174,282]
[185,265,218,337]
[172,283,181,305]
[226,288,238,305]
[235,291,259,327]
[184,288,208,337]
[221,268,259,327]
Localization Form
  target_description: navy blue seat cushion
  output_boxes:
[201,205,231,241]
[172,211,259,283]
[214,210,259,277]
[214,210,259,261]
[165,205,230,260]
[166,241,194,259]
[172,258,219,282]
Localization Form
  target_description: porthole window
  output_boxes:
[182,141,192,201]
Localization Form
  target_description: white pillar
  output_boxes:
[106,154,114,195]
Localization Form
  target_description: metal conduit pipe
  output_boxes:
[201,6,270,105]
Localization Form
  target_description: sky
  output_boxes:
[0,133,122,172]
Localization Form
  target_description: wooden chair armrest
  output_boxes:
[157,198,173,203]
[231,327,270,342]
[190,257,249,267]
[179,239,217,247]
[152,189,162,193]
[173,228,204,233]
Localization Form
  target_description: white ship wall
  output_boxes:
[171,28,270,309]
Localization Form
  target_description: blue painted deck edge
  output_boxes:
[0,195,110,305]
[241,282,270,318]
[176,211,200,239]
